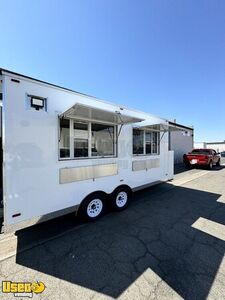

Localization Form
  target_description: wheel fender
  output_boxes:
[77,191,107,214]
[111,185,133,198]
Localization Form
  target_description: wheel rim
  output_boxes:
[116,191,128,208]
[87,199,103,218]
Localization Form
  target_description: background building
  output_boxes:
[193,142,206,149]
[194,141,225,153]
[169,121,194,164]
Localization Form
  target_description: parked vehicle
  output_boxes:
[183,149,220,169]
[0,68,180,233]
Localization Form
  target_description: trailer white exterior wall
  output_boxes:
[0,69,174,232]
[169,123,194,164]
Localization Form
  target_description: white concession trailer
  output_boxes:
[0,68,174,233]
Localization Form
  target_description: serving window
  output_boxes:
[133,129,160,155]
[59,118,117,159]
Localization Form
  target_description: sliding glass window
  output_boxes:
[133,129,144,154]
[74,122,89,158]
[152,132,158,154]
[145,131,152,154]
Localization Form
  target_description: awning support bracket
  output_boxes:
[160,130,166,143]
[159,124,169,144]
[116,112,124,138]
[118,124,124,137]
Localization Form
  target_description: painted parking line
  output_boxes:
[119,268,183,300]
[217,196,225,203]
[191,216,225,298]
[192,217,225,242]
[170,170,209,187]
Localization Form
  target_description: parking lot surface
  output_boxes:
[1,164,225,300]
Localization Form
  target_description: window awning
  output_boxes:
[134,123,188,132]
[59,103,144,125]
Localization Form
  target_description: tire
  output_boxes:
[0,189,3,208]
[184,162,190,168]
[183,156,189,168]
[208,160,213,170]
[216,159,221,166]
[184,160,192,168]
[78,192,106,221]
[111,186,132,211]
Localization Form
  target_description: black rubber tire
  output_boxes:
[216,159,221,166]
[183,156,191,168]
[111,186,132,211]
[0,189,3,208]
[78,192,106,222]
[184,162,190,168]
[208,160,213,170]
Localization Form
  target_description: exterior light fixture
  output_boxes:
[31,97,45,110]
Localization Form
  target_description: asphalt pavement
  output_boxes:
[0,164,225,299]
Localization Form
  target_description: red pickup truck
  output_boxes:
[183,149,221,169]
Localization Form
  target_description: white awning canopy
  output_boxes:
[134,123,188,132]
[59,103,144,125]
